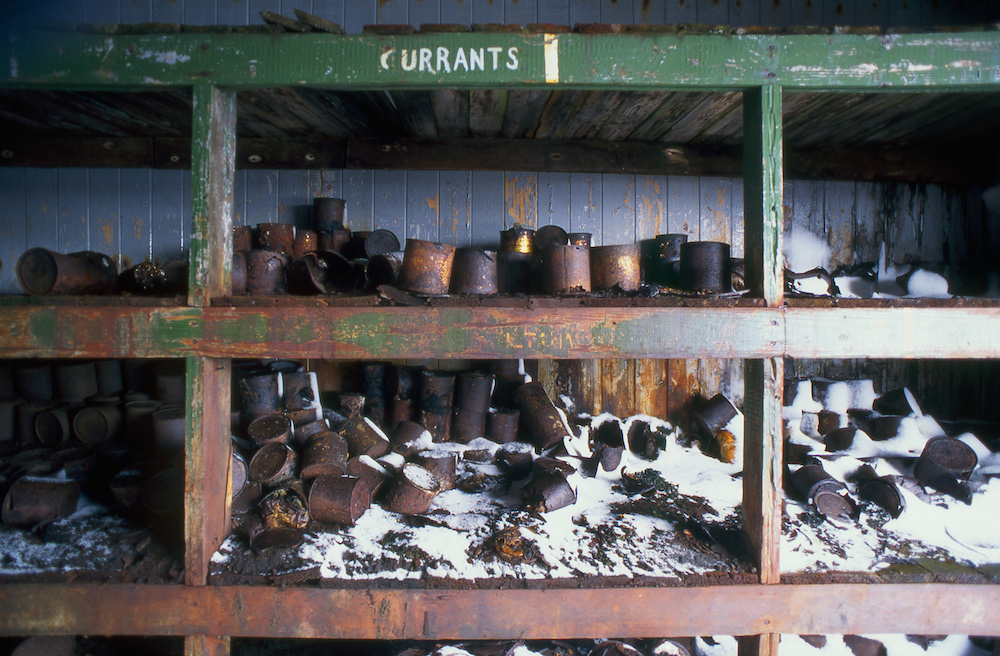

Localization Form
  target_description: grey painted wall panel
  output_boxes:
[440,170,472,247]
[0,169,27,294]
[120,168,153,267]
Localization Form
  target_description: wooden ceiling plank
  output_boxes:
[500,89,550,138]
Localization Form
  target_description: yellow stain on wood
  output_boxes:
[505,174,537,228]
[100,216,114,244]
[133,217,142,240]
[638,177,664,237]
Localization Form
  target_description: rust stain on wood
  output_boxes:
[505,173,537,228]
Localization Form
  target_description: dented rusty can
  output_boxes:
[692,393,739,441]
[385,462,441,515]
[451,411,487,444]
[150,406,185,457]
[680,241,731,293]
[318,228,351,255]
[486,409,520,444]
[450,248,498,295]
[541,244,591,294]
[500,226,535,254]
[455,371,495,413]
[17,249,117,296]
[521,470,576,513]
[421,411,452,444]
[282,371,319,412]
[420,370,456,413]
[2,476,80,527]
[247,413,293,447]
[256,223,295,256]
[642,233,688,286]
[301,430,350,479]
[412,450,458,492]
[239,370,282,428]
[54,362,98,403]
[339,416,390,459]
[513,382,571,450]
[590,243,641,292]
[232,251,247,295]
[248,442,298,486]
[285,251,357,295]
[533,225,568,252]
[233,225,254,253]
[293,229,319,260]
[34,407,69,447]
[914,436,978,484]
[245,249,290,295]
[567,232,592,247]
[308,474,371,526]
[397,239,456,296]
[367,251,404,287]
[313,197,346,233]
[73,403,121,445]
[496,251,535,294]
[364,229,401,257]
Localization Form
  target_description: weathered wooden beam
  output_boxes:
[185,635,230,656]
[744,86,784,306]
[0,584,998,638]
[6,31,1000,92]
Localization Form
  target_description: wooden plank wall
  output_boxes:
[1,0,997,426]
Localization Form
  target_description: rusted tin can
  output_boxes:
[385,462,441,515]
[245,249,290,295]
[301,430,350,479]
[94,360,123,396]
[855,464,904,518]
[823,426,858,452]
[387,397,415,427]
[34,407,70,446]
[496,441,534,479]
[151,406,186,456]
[455,371,495,413]
[292,229,319,260]
[247,413,293,446]
[521,471,576,513]
[450,248,498,295]
[142,468,185,520]
[567,232,592,247]
[239,370,282,427]
[792,464,847,502]
[256,223,295,256]
[232,252,246,296]
[285,251,358,295]
[914,436,978,484]
[541,244,591,294]
[642,233,688,286]
[124,400,162,452]
[337,392,366,419]
[346,456,390,498]
[680,241,731,293]
[533,225,568,251]
[282,371,319,412]
[397,239,456,296]
[873,387,921,416]
[16,248,117,296]
[0,400,17,446]
[54,362,98,402]
[364,229,401,257]
[412,450,457,492]
[73,404,121,445]
[451,411,487,444]
[313,197,346,233]
[154,361,187,405]
[343,231,371,260]
[422,410,451,443]
[233,225,254,253]
[363,252,399,287]
[308,474,371,525]
[16,403,49,445]
[390,420,432,457]
[248,442,298,486]
[13,363,53,402]
[500,226,535,254]
[420,370,455,412]
[362,363,387,401]
[318,228,351,255]
[2,476,80,527]
[386,365,415,399]
[294,419,329,447]
[248,512,303,553]
[486,409,520,444]
[590,243,641,292]
[253,483,308,550]
[692,393,739,440]
[231,480,262,516]
[496,251,535,294]
[513,382,571,450]
[231,450,249,499]
[109,469,145,514]
[339,416,390,459]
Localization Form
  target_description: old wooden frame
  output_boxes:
[1,27,999,656]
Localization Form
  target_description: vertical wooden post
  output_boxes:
[741,85,784,656]
[185,83,236,656]
[189,83,236,307]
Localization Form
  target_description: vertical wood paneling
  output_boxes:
[920,184,943,262]
[87,0,120,22]
[824,180,855,268]
[58,170,90,253]
[697,0,729,24]
[698,176,731,401]
[282,0,311,16]
[857,0,889,26]
[0,169,27,294]
[313,170,343,200]
[664,0,697,23]
[374,170,407,243]
[730,176,745,259]
[439,0,472,24]
[538,172,572,229]
[635,175,666,239]
[232,170,248,227]
[504,172,538,230]
[185,0,217,24]
[152,0,184,22]
[507,0,537,26]
[600,0,632,23]
[791,0,823,25]
[472,0,504,23]
[408,0,440,25]
[601,174,635,246]
[25,170,60,253]
[404,170,437,243]
[825,0,857,24]
[121,169,153,268]
[441,171,472,247]
[152,170,186,261]
[667,176,700,238]
[120,0,152,22]
[886,183,920,265]
[632,0,664,24]
[277,170,312,230]
[245,171,278,226]
[88,169,122,270]
[791,179,824,242]
[853,181,882,263]
[311,0,346,27]
[538,0,571,24]
[343,0,375,32]
[601,359,634,417]
[730,0,761,26]
[216,0,249,25]
[376,0,408,24]
[570,173,601,242]
[471,171,504,247]
[888,0,921,27]
[759,0,793,26]
[343,171,375,231]
[569,0,601,25]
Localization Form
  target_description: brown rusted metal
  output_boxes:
[282,371,319,412]
[855,464,904,519]
[390,420,432,457]
[420,370,455,413]
[16,248,117,296]
[239,370,282,427]
[53,362,98,402]
[337,392,366,419]
[232,450,249,499]
[496,251,535,293]
[567,232,592,247]
[451,411,487,444]
[233,225,254,253]
[247,413,293,446]
[293,229,319,260]
[455,371,494,413]
[301,430,350,480]
[346,456,389,499]
[248,442,298,486]
[914,436,978,488]
[232,251,247,295]
[450,248,498,295]
[513,382,570,450]
[873,387,921,416]
[256,223,295,256]
[1,475,80,527]
[154,361,186,405]
[150,406,185,456]
[362,363,387,426]
[385,462,440,515]
[541,244,591,294]
[496,441,534,479]
[397,239,456,296]
[486,409,520,444]
[33,407,70,446]
[590,243,641,292]
[500,226,534,254]
[307,474,371,525]
[318,228,351,255]
[94,360,123,396]
[521,470,576,513]
[680,241,731,293]
[692,393,739,440]
[642,233,687,286]
[253,484,308,550]
[366,251,404,287]
[285,251,358,295]
[294,419,330,447]
[245,249,290,295]
[422,410,452,443]
[533,225,568,252]
[387,397,415,427]
[313,197,346,233]
[72,404,121,445]
[339,416,390,459]
[411,450,457,492]
[364,229,401,257]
